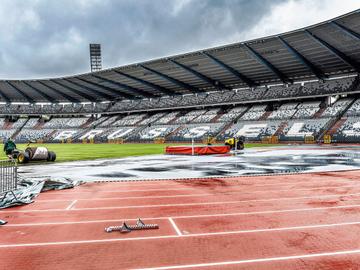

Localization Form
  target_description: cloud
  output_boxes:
[0,0,358,79]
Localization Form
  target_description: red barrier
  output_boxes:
[165,145,231,155]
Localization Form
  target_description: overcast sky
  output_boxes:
[0,0,359,79]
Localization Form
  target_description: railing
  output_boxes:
[0,160,18,201]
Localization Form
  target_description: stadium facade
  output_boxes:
[1,10,360,144]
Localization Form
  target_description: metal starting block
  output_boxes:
[105,218,159,233]
[0,219,7,225]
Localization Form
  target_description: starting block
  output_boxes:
[105,218,159,233]
[0,220,7,225]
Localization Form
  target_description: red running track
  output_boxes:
[1,170,360,269]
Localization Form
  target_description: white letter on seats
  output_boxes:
[184,126,210,138]
[286,122,312,137]
[236,124,267,137]
[108,128,133,139]
[80,130,104,140]
[54,130,77,140]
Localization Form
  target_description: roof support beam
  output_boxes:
[278,36,327,80]
[21,81,56,103]
[202,52,258,87]
[91,74,156,98]
[331,21,360,40]
[6,81,35,103]
[50,80,97,102]
[139,65,200,94]
[305,30,360,73]
[243,44,292,84]
[37,81,80,103]
[76,77,134,100]
[0,85,11,103]
[169,59,229,90]
[63,78,114,101]
[113,70,177,96]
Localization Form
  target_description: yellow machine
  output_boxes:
[225,137,245,150]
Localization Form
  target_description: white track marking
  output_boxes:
[4,195,360,213]
[65,200,78,210]
[39,183,360,197]
[2,220,360,248]
[133,249,360,270]
[169,218,182,236]
[37,193,213,202]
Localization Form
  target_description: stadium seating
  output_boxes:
[240,105,267,121]
[222,120,282,140]
[131,125,180,141]
[168,123,225,141]
[173,110,207,124]
[217,106,248,123]
[268,103,299,120]
[292,101,321,119]
[281,118,331,140]
[43,117,89,128]
[321,98,353,117]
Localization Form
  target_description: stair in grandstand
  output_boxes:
[214,106,251,140]
[165,126,184,141]
[313,107,325,118]
[44,130,58,141]
[3,120,13,130]
[317,97,358,141]
[274,121,288,136]
[327,117,347,135]
[81,118,94,128]
[11,118,30,140]
[258,110,272,121]
[168,111,184,124]
[134,114,148,126]
[211,112,225,123]
[34,120,45,130]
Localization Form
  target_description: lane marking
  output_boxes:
[41,187,195,194]
[169,218,182,236]
[2,220,360,248]
[35,181,360,202]
[65,200,77,210]
[133,249,360,269]
[37,193,213,202]
[4,194,360,213]
[38,182,360,197]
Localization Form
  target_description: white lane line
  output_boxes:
[4,193,360,213]
[41,188,195,194]
[35,183,360,202]
[38,183,360,197]
[169,218,182,236]
[133,249,360,270]
[37,193,213,202]
[2,199,357,226]
[2,220,360,248]
[65,200,78,210]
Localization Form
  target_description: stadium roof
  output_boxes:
[2,9,360,103]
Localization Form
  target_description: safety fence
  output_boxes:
[0,160,18,201]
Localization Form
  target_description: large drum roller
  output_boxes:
[12,146,56,164]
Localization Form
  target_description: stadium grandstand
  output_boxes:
[3,4,360,270]
[1,10,360,145]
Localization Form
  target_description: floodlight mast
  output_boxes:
[89,44,102,72]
